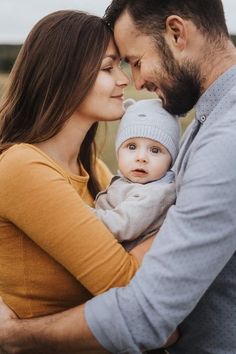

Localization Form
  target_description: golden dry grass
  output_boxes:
[0,73,8,98]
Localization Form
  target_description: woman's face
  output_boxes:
[77,39,130,123]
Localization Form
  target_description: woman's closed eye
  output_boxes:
[102,66,113,73]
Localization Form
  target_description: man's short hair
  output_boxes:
[104,0,229,40]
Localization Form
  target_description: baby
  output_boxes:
[94,99,180,250]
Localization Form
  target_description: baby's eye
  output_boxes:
[151,146,160,154]
[128,143,136,150]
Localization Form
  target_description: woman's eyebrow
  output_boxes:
[103,54,118,60]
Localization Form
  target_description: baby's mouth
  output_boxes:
[132,168,148,176]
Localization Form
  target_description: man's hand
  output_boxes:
[0,298,108,354]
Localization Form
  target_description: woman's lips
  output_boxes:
[111,94,124,100]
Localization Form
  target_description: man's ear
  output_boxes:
[164,15,187,52]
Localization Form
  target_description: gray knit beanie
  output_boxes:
[116,99,180,165]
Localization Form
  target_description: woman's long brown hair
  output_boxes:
[0,10,112,198]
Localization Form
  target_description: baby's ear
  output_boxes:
[123,98,136,110]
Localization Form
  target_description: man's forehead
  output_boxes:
[117,44,141,63]
[114,10,136,33]
[114,13,143,59]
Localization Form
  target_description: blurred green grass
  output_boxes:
[0,73,194,174]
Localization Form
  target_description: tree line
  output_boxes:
[1,35,236,73]
[0,45,21,72]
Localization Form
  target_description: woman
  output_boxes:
[0,10,150,320]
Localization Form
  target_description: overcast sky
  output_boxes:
[0,0,236,43]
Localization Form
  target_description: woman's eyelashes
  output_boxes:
[102,65,113,72]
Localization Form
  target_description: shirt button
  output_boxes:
[200,115,206,123]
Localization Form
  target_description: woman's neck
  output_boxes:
[34,113,93,175]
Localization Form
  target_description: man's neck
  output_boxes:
[200,39,236,92]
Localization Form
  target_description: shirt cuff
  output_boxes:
[85,288,142,354]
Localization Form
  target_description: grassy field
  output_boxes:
[0,73,8,97]
[0,73,194,173]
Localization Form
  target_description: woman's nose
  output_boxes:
[116,68,130,87]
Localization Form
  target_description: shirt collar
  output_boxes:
[195,64,236,124]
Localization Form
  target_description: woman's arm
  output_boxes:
[0,147,142,295]
[130,235,155,263]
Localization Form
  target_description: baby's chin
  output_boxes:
[127,175,156,184]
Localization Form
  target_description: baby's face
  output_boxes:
[118,137,172,184]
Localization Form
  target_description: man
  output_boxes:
[1,0,236,353]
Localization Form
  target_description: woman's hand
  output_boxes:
[0,297,18,354]
[129,235,156,264]
[0,297,17,321]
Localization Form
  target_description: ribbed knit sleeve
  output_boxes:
[0,145,138,297]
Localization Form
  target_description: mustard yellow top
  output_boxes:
[0,144,138,318]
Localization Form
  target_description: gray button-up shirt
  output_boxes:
[85,65,236,354]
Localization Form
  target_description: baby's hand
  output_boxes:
[163,328,180,347]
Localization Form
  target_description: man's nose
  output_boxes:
[133,72,146,90]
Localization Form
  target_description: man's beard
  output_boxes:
[159,60,202,116]
[148,38,203,116]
